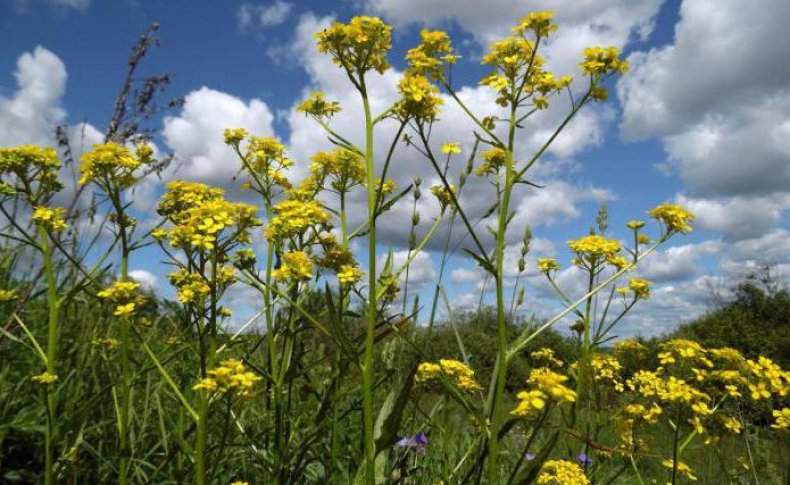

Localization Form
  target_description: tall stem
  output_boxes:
[40,226,59,485]
[361,84,377,485]
[487,104,517,482]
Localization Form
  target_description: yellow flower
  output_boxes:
[272,251,313,282]
[511,389,547,418]
[223,128,248,146]
[528,367,576,403]
[32,206,68,232]
[98,280,144,317]
[32,372,59,385]
[580,46,628,76]
[315,16,392,75]
[512,11,558,37]
[430,184,455,211]
[193,359,262,397]
[772,408,790,430]
[396,74,443,121]
[441,141,461,154]
[79,142,148,188]
[628,278,652,299]
[265,199,330,241]
[337,265,364,286]
[648,203,695,234]
[114,303,136,317]
[567,234,621,268]
[0,289,17,302]
[476,147,508,176]
[537,460,589,485]
[405,29,455,79]
[296,91,342,119]
[537,257,560,273]
[230,481,250,485]
[530,347,563,367]
[0,145,62,195]
[661,459,697,481]
[416,359,482,392]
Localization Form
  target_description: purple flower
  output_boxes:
[524,453,536,461]
[576,452,593,467]
[395,432,428,453]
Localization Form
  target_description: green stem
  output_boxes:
[487,102,517,483]
[40,226,59,485]
[361,83,377,485]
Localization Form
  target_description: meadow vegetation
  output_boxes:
[1,12,789,485]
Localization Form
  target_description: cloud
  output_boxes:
[370,0,662,75]
[162,86,276,187]
[129,269,159,292]
[618,0,790,199]
[0,46,67,146]
[238,1,293,30]
[677,193,790,241]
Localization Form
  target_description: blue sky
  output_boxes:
[2,0,789,337]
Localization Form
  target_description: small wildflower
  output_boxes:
[32,372,59,385]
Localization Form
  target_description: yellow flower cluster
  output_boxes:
[416,359,482,392]
[396,74,444,121]
[628,278,652,299]
[772,408,790,430]
[509,366,577,418]
[79,142,151,188]
[649,203,695,234]
[272,251,313,282]
[531,347,563,367]
[580,47,629,76]
[168,269,211,304]
[590,353,625,391]
[337,265,364,286]
[661,459,697,481]
[296,91,342,119]
[567,234,621,268]
[310,148,365,193]
[32,372,59,385]
[157,181,225,221]
[0,289,17,302]
[193,359,262,397]
[476,148,507,176]
[537,257,559,273]
[0,145,62,195]
[265,198,331,241]
[225,130,294,192]
[315,16,392,75]
[440,141,461,154]
[512,11,559,37]
[511,389,549,418]
[32,206,68,232]
[405,29,458,80]
[97,280,145,317]
[536,460,589,485]
[430,184,455,211]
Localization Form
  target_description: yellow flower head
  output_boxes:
[396,74,443,121]
[272,251,314,282]
[193,359,262,398]
[649,203,695,234]
[405,29,456,79]
[79,141,149,188]
[296,91,342,119]
[315,16,392,75]
[430,184,455,211]
[537,257,560,273]
[537,460,589,485]
[0,145,62,195]
[512,11,558,37]
[32,372,59,385]
[580,46,628,76]
[32,206,68,232]
[441,141,461,154]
